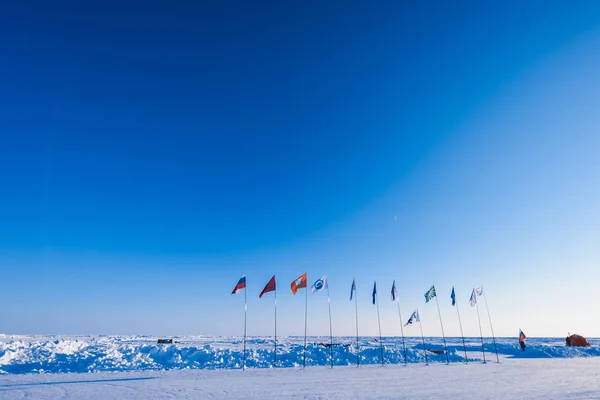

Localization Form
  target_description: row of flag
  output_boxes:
[232,274,499,367]
[234,275,485,317]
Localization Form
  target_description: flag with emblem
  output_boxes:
[424,285,436,303]
[291,273,307,295]
[311,276,328,294]
[404,309,420,326]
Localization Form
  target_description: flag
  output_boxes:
[404,309,420,326]
[311,276,328,294]
[451,286,456,306]
[231,276,246,295]
[475,287,484,296]
[390,280,397,301]
[350,278,356,301]
[372,281,377,305]
[519,330,526,342]
[469,289,477,307]
[424,285,436,303]
[291,273,307,295]
[259,276,276,298]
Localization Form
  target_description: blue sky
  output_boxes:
[1,1,599,338]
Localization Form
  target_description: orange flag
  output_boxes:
[290,273,307,295]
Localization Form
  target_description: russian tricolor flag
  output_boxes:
[232,276,246,295]
[519,329,526,342]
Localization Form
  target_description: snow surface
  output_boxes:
[1,335,599,399]
[1,358,600,399]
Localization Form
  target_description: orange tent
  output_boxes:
[566,334,591,347]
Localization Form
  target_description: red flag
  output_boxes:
[290,273,307,295]
[259,275,276,298]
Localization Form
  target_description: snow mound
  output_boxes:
[0,335,597,374]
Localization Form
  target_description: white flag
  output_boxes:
[475,287,484,296]
[404,309,420,326]
[311,276,328,294]
[469,289,477,307]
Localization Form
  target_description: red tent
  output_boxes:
[566,334,591,347]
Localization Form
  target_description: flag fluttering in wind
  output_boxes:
[372,281,377,305]
[520,330,526,342]
[475,287,484,296]
[451,286,456,306]
[291,273,307,295]
[404,309,420,326]
[469,289,477,307]
[390,280,397,301]
[424,285,437,303]
[232,276,246,295]
[259,276,276,298]
[311,276,328,294]
[350,278,356,301]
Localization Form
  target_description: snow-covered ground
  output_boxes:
[1,358,600,399]
[1,335,599,398]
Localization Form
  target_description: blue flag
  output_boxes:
[391,280,397,301]
[350,278,356,301]
[424,285,436,303]
[451,287,456,306]
[372,281,377,305]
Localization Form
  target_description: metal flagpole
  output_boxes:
[417,310,428,365]
[327,285,334,368]
[483,292,499,363]
[375,287,384,366]
[474,293,486,363]
[395,299,407,365]
[274,287,277,369]
[455,298,468,363]
[434,295,449,364]
[303,281,308,369]
[354,283,359,367]
[243,285,247,370]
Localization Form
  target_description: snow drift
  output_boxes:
[0,335,597,374]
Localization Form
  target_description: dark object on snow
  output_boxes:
[157,339,174,344]
[519,340,526,351]
[314,343,351,348]
[427,349,445,355]
[566,334,590,347]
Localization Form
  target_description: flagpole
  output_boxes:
[243,285,247,370]
[474,294,486,363]
[303,281,308,369]
[327,285,334,368]
[434,295,449,364]
[274,286,277,369]
[455,299,468,363]
[354,281,359,367]
[375,287,384,366]
[395,299,407,365]
[483,292,499,363]
[417,310,428,365]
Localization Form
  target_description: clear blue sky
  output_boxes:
[1,1,599,338]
